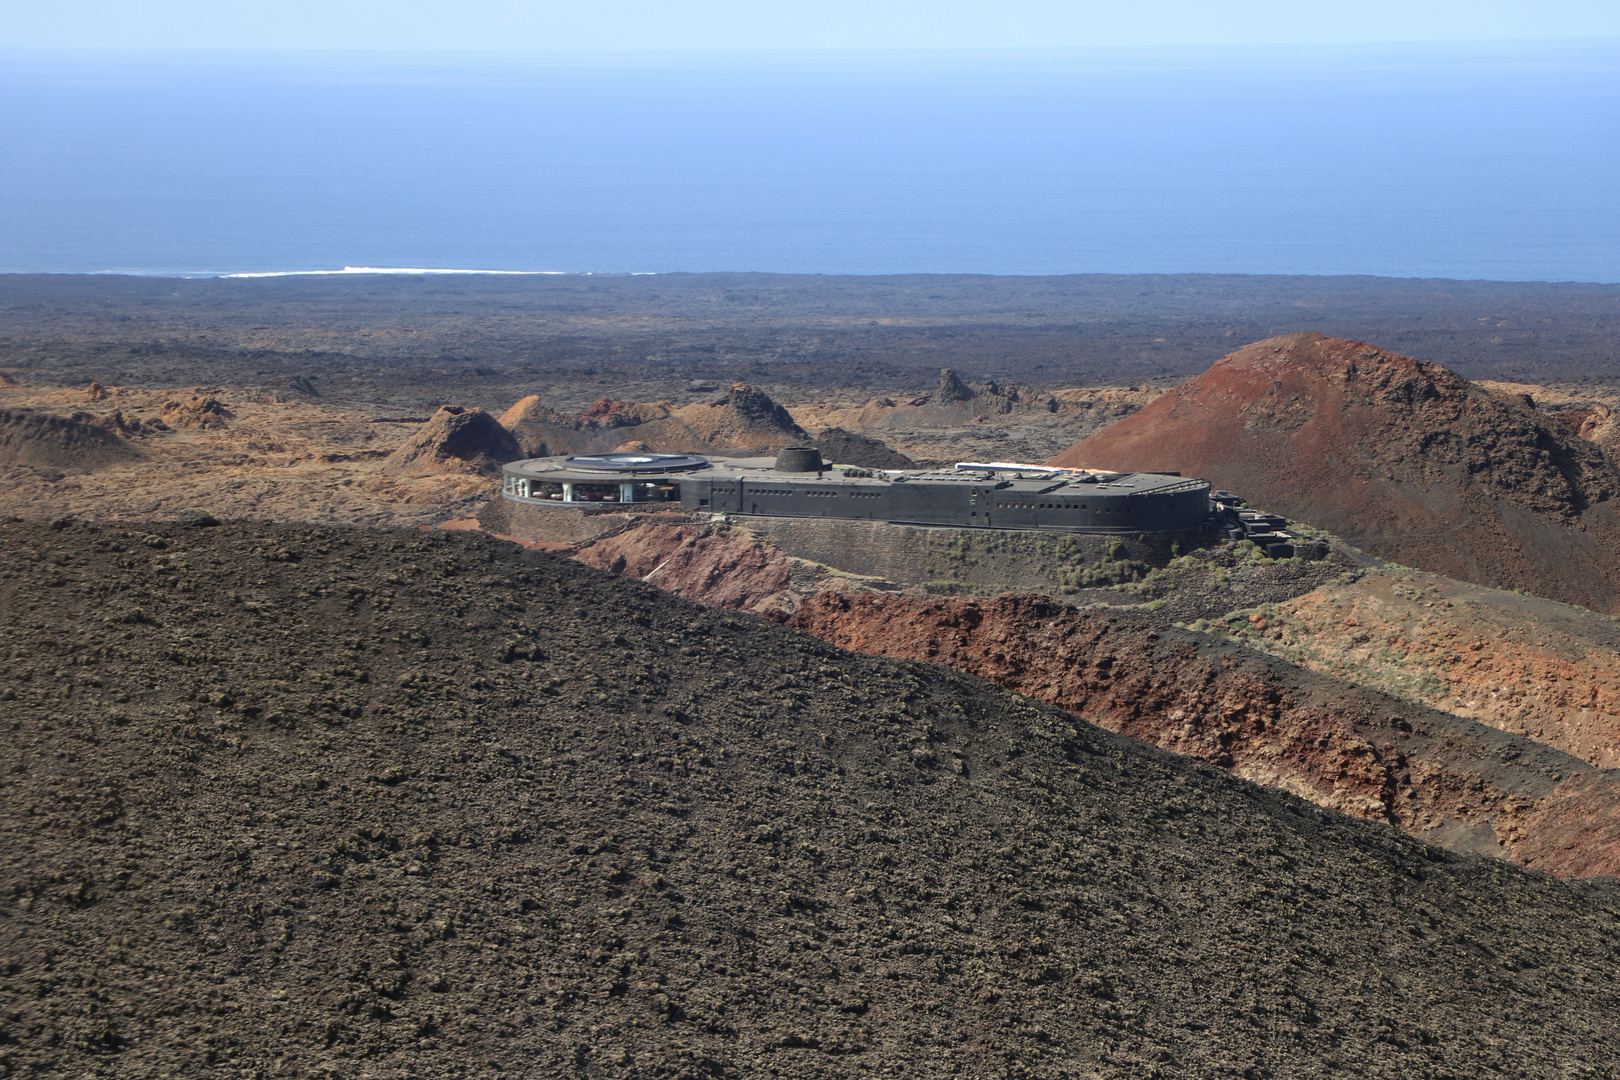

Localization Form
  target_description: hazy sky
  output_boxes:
[7,0,1620,51]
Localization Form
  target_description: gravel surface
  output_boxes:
[3,520,1620,1079]
[1128,542,1357,626]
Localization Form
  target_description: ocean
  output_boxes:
[1,43,1617,281]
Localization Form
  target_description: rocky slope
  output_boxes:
[498,383,916,469]
[801,427,914,469]
[5,520,1620,1079]
[792,371,1160,466]
[1202,565,1620,769]
[0,407,146,470]
[542,495,1620,878]
[782,590,1620,877]
[1475,379,1620,461]
[1050,332,1620,612]
[378,405,520,477]
[540,512,1620,871]
[571,519,806,615]
[499,382,812,458]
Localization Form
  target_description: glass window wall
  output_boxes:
[570,483,622,502]
[631,482,681,502]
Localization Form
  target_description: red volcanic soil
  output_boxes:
[1515,772,1620,879]
[1049,333,1620,612]
[572,521,799,613]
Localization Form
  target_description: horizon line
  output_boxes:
[2,268,1617,288]
[4,37,1619,56]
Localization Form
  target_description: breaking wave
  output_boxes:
[221,266,570,278]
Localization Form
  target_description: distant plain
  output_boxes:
[3,272,1617,409]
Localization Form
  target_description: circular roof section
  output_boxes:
[561,453,709,473]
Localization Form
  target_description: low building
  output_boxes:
[499,449,1212,535]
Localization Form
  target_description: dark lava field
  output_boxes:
[5,273,1619,412]
[4,519,1620,1079]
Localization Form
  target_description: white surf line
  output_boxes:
[221,266,570,279]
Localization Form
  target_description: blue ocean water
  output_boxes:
[1,43,1617,281]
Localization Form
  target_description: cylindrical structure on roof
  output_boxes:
[774,447,824,473]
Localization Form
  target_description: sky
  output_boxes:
[6,0,1620,51]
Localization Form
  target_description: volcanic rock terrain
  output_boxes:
[787,370,1161,465]
[1052,332,1620,612]
[0,407,146,471]
[8,273,1620,405]
[499,382,813,458]
[19,323,1620,882]
[1202,567,1620,769]
[0,381,498,527]
[378,405,521,477]
[13,275,1620,1074]
[782,590,1620,878]
[533,509,1620,882]
[6,520,1620,1079]
[498,384,918,469]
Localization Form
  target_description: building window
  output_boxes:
[570,483,621,503]
[631,482,681,502]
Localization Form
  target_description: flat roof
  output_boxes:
[505,456,1205,496]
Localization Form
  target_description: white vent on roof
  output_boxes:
[954,462,1065,474]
